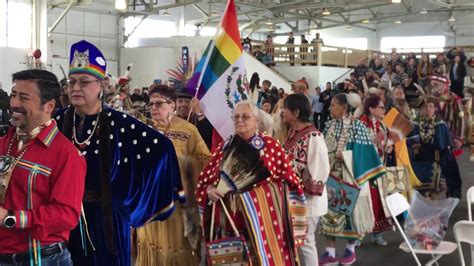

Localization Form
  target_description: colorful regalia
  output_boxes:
[195,134,307,265]
[409,116,462,198]
[283,124,329,265]
[320,117,385,240]
[359,115,393,233]
[136,115,211,265]
[55,106,184,266]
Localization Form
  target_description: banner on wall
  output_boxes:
[182,46,189,73]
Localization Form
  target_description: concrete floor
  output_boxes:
[315,149,473,266]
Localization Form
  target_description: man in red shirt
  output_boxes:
[0,69,86,265]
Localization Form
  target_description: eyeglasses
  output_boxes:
[231,114,253,121]
[148,101,170,108]
[68,79,100,88]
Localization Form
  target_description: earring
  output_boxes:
[99,90,104,100]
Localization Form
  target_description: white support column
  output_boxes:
[32,0,49,64]
[177,6,185,36]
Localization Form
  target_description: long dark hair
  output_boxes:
[363,95,382,116]
[249,72,260,93]
[283,94,311,122]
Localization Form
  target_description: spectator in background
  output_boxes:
[392,86,411,118]
[449,54,467,98]
[287,32,295,66]
[388,51,403,70]
[447,46,467,63]
[371,57,385,76]
[354,57,368,80]
[405,52,419,67]
[258,79,272,107]
[311,87,324,129]
[368,53,379,70]
[381,64,398,86]
[242,37,252,53]
[265,35,275,66]
[402,74,423,109]
[319,82,335,131]
[417,54,433,88]
[394,63,405,85]
[300,35,309,66]
[310,33,324,65]
[0,81,10,136]
[261,100,273,114]
[405,58,418,83]
[130,87,143,102]
[432,53,449,76]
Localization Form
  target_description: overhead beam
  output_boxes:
[239,11,270,31]
[192,3,209,18]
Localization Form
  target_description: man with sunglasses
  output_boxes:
[0,69,86,265]
[54,40,183,266]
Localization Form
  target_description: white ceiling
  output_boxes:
[49,0,474,37]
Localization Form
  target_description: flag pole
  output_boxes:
[187,41,216,121]
[187,0,232,122]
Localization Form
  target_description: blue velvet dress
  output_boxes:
[55,106,183,266]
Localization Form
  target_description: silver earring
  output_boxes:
[99,90,104,100]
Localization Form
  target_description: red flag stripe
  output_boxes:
[220,0,242,51]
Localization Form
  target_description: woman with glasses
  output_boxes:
[55,40,183,266]
[282,94,330,266]
[135,84,211,265]
[319,94,385,266]
[195,101,307,265]
[358,96,394,246]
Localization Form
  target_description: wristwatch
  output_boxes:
[3,210,16,229]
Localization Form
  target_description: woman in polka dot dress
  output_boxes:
[195,101,307,265]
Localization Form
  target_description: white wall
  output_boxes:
[315,26,378,50]
[244,53,291,91]
[0,47,30,93]
[376,21,457,48]
[48,8,119,80]
[274,65,351,89]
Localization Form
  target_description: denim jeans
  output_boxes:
[0,248,72,266]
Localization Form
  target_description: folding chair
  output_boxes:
[468,187,474,221]
[454,220,474,266]
[386,192,457,266]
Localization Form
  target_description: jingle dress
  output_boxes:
[319,117,385,240]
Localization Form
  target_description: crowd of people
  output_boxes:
[0,38,471,266]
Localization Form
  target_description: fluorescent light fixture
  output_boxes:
[322,8,331,15]
[265,19,273,25]
[115,0,127,10]
[394,19,402,24]
[392,0,401,3]
[420,8,428,14]
[346,26,352,31]
[448,15,455,22]
[362,18,370,23]
[210,10,219,16]
[162,9,170,16]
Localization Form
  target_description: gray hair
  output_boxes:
[234,101,260,118]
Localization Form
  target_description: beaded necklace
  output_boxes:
[73,108,102,147]
[420,117,436,144]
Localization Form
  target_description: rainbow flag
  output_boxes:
[187,0,247,140]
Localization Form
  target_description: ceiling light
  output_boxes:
[346,26,352,31]
[362,18,370,23]
[210,10,219,16]
[265,19,273,25]
[392,0,401,3]
[420,8,428,14]
[115,0,127,10]
[322,8,331,15]
[448,15,455,22]
[162,9,170,16]
[394,19,402,24]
